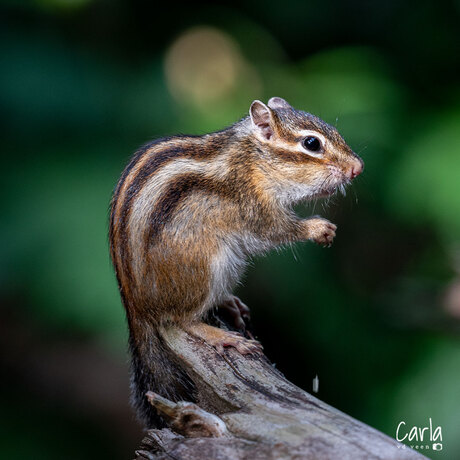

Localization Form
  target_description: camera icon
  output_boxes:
[432,443,443,451]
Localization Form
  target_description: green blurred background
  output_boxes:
[1,0,459,458]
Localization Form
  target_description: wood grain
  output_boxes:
[133,326,426,459]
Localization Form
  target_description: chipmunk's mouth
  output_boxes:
[314,177,350,198]
[314,166,350,198]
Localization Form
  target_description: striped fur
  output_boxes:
[108,98,364,427]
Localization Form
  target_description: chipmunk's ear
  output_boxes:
[267,97,291,110]
[250,100,274,140]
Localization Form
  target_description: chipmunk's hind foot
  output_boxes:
[186,322,262,355]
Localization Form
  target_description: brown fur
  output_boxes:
[108,98,363,427]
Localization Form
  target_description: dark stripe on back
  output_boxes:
[109,137,171,267]
[111,135,229,288]
[109,137,172,247]
[145,173,236,249]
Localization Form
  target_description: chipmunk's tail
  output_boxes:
[128,328,195,428]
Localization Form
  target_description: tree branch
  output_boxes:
[134,326,426,459]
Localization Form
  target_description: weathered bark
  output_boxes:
[134,327,426,459]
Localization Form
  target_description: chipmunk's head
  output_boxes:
[248,97,364,203]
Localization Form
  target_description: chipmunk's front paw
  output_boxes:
[306,218,337,247]
[218,296,251,333]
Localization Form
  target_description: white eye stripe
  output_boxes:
[257,129,327,159]
[297,129,327,144]
[299,147,323,159]
[266,139,324,159]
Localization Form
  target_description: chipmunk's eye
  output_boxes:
[303,136,321,152]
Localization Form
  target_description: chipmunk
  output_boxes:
[109,97,363,427]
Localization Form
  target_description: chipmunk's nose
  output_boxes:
[345,157,364,180]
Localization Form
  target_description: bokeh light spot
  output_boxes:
[165,27,260,110]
